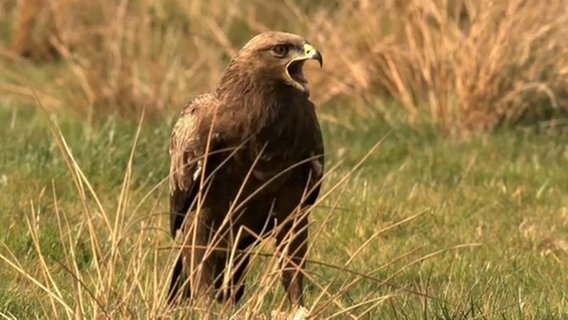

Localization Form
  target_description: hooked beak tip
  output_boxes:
[303,43,323,68]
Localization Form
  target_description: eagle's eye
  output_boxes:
[272,44,289,58]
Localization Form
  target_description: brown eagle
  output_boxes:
[168,31,324,306]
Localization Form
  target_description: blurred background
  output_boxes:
[2,0,568,135]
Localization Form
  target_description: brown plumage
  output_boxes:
[168,31,324,306]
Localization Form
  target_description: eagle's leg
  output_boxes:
[213,235,255,304]
[213,252,250,304]
[276,215,308,306]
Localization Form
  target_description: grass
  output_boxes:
[1,104,567,318]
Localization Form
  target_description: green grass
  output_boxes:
[1,104,568,319]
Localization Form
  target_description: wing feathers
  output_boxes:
[169,93,214,237]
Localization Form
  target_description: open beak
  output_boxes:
[285,42,322,96]
[299,43,323,67]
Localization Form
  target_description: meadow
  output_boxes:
[1,0,568,319]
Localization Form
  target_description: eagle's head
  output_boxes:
[222,31,323,97]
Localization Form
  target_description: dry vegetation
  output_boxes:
[2,0,568,134]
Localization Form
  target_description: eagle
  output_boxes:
[167,31,324,307]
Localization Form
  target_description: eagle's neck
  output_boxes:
[216,65,304,133]
[213,62,312,167]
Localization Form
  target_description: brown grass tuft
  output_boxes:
[312,0,568,135]
[8,0,59,60]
